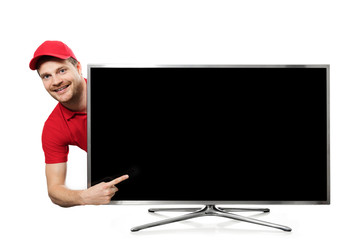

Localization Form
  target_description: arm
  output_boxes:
[45,163,129,207]
[45,162,83,207]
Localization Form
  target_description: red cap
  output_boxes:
[29,40,77,70]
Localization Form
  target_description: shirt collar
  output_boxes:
[59,103,86,121]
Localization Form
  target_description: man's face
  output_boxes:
[38,58,83,105]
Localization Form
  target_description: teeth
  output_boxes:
[55,85,68,92]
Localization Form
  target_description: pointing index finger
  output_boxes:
[107,175,129,186]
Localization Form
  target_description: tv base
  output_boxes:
[131,205,292,232]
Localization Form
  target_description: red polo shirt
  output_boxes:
[42,102,87,164]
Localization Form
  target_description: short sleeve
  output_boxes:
[42,119,69,164]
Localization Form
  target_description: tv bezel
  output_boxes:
[87,64,330,205]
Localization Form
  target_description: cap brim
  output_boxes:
[29,54,70,70]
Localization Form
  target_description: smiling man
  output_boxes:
[30,41,128,207]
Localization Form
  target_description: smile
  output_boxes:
[54,85,70,92]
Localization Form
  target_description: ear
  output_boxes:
[76,61,82,75]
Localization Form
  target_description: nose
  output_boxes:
[52,75,63,86]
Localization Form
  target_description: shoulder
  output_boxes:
[44,104,64,129]
[42,104,69,143]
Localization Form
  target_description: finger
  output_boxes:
[108,187,118,196]
[110,190,117,199]
[106,174,129,186]
[109,185,118,193]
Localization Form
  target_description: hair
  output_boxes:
[66,57,78,67]
[36,56,78,71]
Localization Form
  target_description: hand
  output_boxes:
[80,175,129,205]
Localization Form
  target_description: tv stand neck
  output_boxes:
[131,205,292,232]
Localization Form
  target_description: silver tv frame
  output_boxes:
[87,64,330,206]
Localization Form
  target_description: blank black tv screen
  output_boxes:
[88,65,330,204]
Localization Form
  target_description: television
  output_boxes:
[87,65,330,232]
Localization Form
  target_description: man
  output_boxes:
[30,40,128,207]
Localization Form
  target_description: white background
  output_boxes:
[1,0,359,239]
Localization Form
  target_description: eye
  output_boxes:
[59,68,67,74]
[42,74,51,80]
